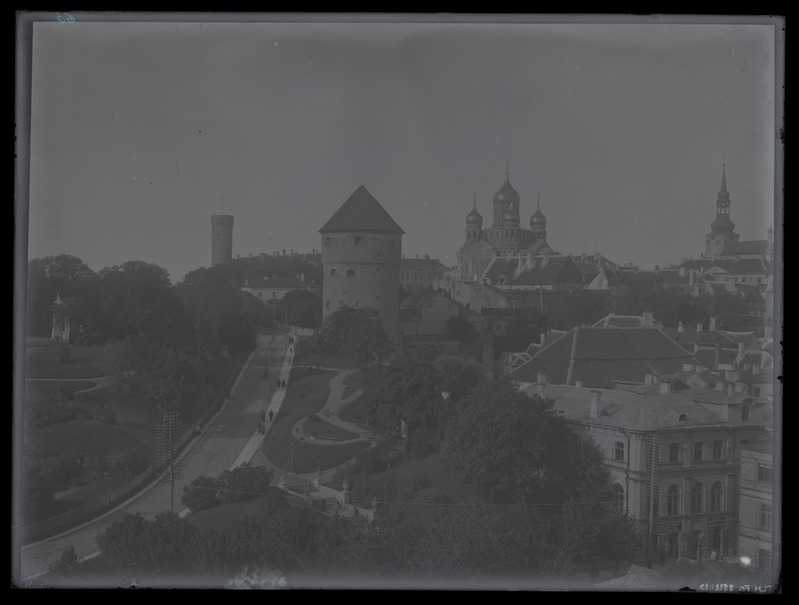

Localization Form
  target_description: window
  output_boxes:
[612,483,625,514]
[326,301,330,310]
[753,387,761,397]
[742,404,750,421]
[569,433,581,457]
[712,441,723,459]
[325,237,331,246]
[669,443,680,463]
[330,268,336,277]
[614,441,625,461]
[710,482,723,512]
[759,503,772,531]
[694,442,704,462]
[258,292,262,298]
[667,485,680,516]
[354,237,361,246]
[679,413,688,421]
[757,463,772,483]
[272,292,276,299]
[691,482,703,514]
[347,269,354,278]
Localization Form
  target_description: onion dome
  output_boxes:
[493,160,520,211]
[466,194,483,227]
[711,213,736,232]
[530,196,547,227]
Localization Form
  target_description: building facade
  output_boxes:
[211,214,234,267]
[517,381,771,563]
[319,185,404,339]
[737,442,775,575]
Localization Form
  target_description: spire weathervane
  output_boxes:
[505,158,509,181]
[537,193,541,210]
[473,192,477,209]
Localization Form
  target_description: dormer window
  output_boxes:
[679,414,687,421]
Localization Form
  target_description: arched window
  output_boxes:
[667,485,680,516]
[710,482,723,512]
[347,269,354,278]
[651,485,660,518]
[612,483,625,514]
[691,482,703,514]
[742,404,750,421]
[679,413,687,421]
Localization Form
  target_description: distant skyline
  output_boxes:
[23,13,782,283]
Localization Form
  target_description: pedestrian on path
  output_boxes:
[268,410,274,421]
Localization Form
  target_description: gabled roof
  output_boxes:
[319,185,404,234]
[593,314,662,328]
[661,327,734,349]
[400,257,450,272]
[509,327,702,388]
[721,239,769,256]
[517,383,763,431]
[482,255,582,286]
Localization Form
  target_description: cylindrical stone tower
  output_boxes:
[211,214,234,267]
[319,185,404,340]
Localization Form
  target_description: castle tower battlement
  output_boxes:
[211,214,234,267]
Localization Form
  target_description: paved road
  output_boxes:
[17,336,292,583]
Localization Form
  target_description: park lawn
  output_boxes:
[303,415,359,441]
[30,418,154,464]
[262,370,369,473]
[337,392,383,434]
[26,379,99,399]
[25,341,107,379]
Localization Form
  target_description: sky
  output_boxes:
[23,13,782,284]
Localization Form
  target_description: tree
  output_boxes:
[181,475,221,512]
[317,306,391,362]
[181,464,273,512]
[446,314,479,344]
[280,289,322,329]
[27,254,97,336]
[96,512,228,579]
[441,380,573,504]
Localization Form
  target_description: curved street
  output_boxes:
[18,334,293,583]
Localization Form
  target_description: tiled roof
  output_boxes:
[482,255,582,286]
[593,314,662,328]
[721,240,769,256]
[661,328,734,348]
[319,185,404,234]
[692,347,738,369]
[509,327,702,388]
[517,383,761,431]
[400,258,450,273]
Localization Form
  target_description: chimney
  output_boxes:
[415,254,419,259]
[710,316,717,331]
[643,311,653,327]
[659,381,671,395]
[537,383,546,398]
[282,249,286,257]
[752,364,760,376]
[589,390,601,418]
[689,269,695,286]
[249,252,252,258]
[716,380,726,392]
[678,321,684,333]
[301,273,305,282]
[645,373,654,386]
[654,265,660,272]
[537,372,547,384]
[696,322,703,332]
[679,266,686,277]
[726,383,735,397]
[575,380,584,388]
[683,363,694,371]
[738,342,745,356]
[714,343,721,371]
[540,332,547,345]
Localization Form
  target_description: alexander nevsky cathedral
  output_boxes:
[456,165,560,281]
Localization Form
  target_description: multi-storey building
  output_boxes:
[515,380,771,563]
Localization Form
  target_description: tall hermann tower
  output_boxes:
[211,214,234,267]
[319,185,404,340]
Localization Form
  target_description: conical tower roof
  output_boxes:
[319,185,404,234]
